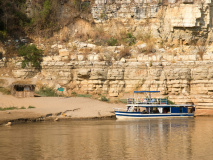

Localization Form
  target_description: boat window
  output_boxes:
[163,107,170,113]
[180,107,183,113]
[190,107,195,113]
[153,107,159,113]
[150,107,153,113]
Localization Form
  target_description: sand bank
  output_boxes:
[0,93,125,125]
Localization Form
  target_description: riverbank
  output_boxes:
[1,93,213,125]
[0,93,125,125]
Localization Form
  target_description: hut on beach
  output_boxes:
[11,82,36,98]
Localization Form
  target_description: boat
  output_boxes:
[114,91,196,119]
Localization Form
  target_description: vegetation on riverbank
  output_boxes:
[71,91,111,102]
[100,96,109,102]
[0,106,36,111]
[0,87,10,95]
[35,87,59,97]
[35,87,111,103]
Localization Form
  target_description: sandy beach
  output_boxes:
[0,93,125,124]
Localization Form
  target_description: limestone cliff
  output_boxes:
[91,0,213,44]
[1,0,213,112]
[1,54,212,109]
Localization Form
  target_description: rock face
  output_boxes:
[5,58,213,109]
[92,0,213,44]
[25,0,213,45]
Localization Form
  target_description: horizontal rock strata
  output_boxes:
[5,59,213,109]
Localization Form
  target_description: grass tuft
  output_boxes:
[77,94,92,98]
[0,107,18,111]
[107,37,118,46]
[35,87,58,97]
[100,96,109,102]
[28,106,36,109]
[119,99,127,104]
[0,87,11,95]
[118,47,131,60]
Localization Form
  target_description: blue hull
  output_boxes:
[114,111,194,119]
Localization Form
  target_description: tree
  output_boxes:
[18,44,43,70]
[0,0,30,38]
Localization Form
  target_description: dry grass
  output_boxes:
[0,79,5,85]
[115,30,127,45]
[73,24,136,47]
[135,30,156,54]
[74,25,112,46]
[79,48,92,60]
[114,30,136,46]
[0,87,11,95]
[118,47,131,60]
[197,50,205,60]
[136,30,154,43]
[98,53,105,61]
[98,53,114,63]
[195,39,207,60]
[145,42,155,53]
[72,45,77,51]
[136,41,155,54]
[75,32,89,42]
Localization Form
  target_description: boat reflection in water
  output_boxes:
[113,118,195,159]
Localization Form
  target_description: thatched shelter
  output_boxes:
[11,81,36,98]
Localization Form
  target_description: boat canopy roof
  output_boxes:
[134,91,160,93]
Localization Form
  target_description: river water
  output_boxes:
[0,117,213,160]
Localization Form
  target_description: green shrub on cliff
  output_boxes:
[28,0,58,34]
[41,0,52,20]
[18,44,43,70]
[124,33,136,46]
[107,37,118,46]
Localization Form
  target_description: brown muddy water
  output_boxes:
[0,117,213,160]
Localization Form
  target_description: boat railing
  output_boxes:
[127,98,168,105]
[113,108,127,112]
